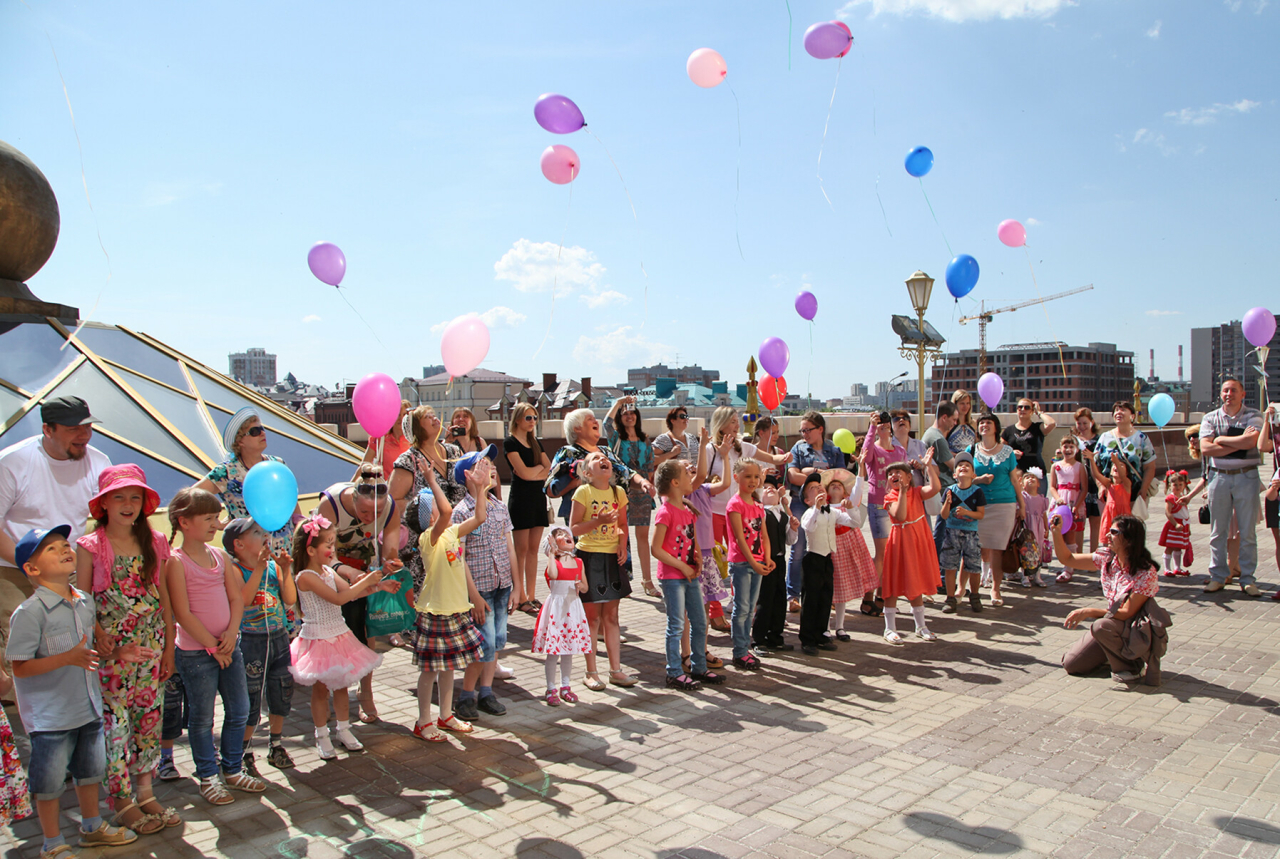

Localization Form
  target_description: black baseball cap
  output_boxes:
[222,518,262,554]
[40,396,102,427]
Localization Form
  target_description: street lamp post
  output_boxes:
[899,270,943,423]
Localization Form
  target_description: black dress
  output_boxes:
[504,435,550,531]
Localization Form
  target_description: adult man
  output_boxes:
[1200,378,1265,596]
[922,401,958,552]
[0,396,110,663]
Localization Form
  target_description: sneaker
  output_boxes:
[968,593,983,613]
[334,726,364,753]
[266,744,295,769]
[156,757,181,782]
[751,645,772,658]
[79,821,138,848]
[477,694,507,716]
[453,697,480,720]
[241,751,262,779]
[942,596,959,614]
[223,770,267,793]
[1243,584,1262,597]
[493,663,515,680]
[198,776,235,805]
[558,686,579,703]
[1204,580,1225,593]
[545,688,562,706]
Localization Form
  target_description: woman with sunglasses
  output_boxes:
[1002,399,1056,496]
[504,403,552,614]
[196,407,302,553]
[654,407,698,466]
[314,464,404,722]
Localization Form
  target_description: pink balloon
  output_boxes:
[686,48,727,88]
[352,373,401,438]
[540,145,580,185]
[307,241,346,286]
[441,314,490,378]
[834,21,853,57]
[977,372,1004,409]
[997,219,1026,248]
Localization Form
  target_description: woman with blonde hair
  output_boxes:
[504,403,552,613]
[947,389,978,455]
[388,405,465,593]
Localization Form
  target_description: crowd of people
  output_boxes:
[0,379,1277,857]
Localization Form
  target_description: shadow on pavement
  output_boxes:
[902,811,1023,853]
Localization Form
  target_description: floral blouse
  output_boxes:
[204,454,293,552]
[1093,547,1159,605]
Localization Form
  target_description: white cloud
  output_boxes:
[1145,310,1182,317]
[1224,0,1269,12]
[836,0,1073,23]
[572,325,671,369]
[1146,19,1162,38]
[1025,217,1042,227]
[579,289,629,309]
[1133,128,1176,156]
[493,239,606,298]
[430,306,527,336]
[1165,99,1260,125]
[302,314,321,323]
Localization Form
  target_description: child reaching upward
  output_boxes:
[939,453,986,613]
[1078,447,1132,577]
[1159,470,1194,576]
[532,526,593,704]
[1049,437,1087,554]
[881,452,942,644]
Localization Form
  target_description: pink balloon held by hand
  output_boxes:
[441,314,491,378]
[352,373,402,438]
[686,48,727,88]
[997,219,1026,248]
[540,145,580,185]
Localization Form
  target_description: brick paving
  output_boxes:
[5,523,1280,859]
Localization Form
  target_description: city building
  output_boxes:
[931,342,1135,413]
[1190,317,1279,410]
[849,383,868,397]
[400,367,532,424]
[229,347,277,387]
[487,372,592,424]
[623,363,719,390]
[616,379,745,421]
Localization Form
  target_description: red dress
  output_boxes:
[832,525,878,602]
[1099,484,1132,547]
[882,487,940,601]
[1157,494,1194,566]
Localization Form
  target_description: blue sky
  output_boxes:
[5,0,1276,399]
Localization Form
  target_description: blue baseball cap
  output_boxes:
[15,524,72,572]
[453,444,499,486]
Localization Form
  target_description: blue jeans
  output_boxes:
[28,719,105,799]
[786,500,807,599]
[475,585,512,662]
[729,562,763,658]
[660,578,706,676]
[1208,470,1263,585]
[241,629,294,723]
[176,645,250,779]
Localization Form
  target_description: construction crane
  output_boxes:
[958,284,1094,375]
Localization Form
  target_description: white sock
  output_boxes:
[1163,552,1172,571]
[560,655,573,686]
[1172,550,1184,571]
[315,726,333,753]
[831,601,847,633]
[883,606,898,634]
[911,604,928,631]
[336,720,350,733]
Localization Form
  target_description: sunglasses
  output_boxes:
[522,414,536,422]
[355,483,389,497]
[673,413,688,420]
[1108,527,1122,537]
[245,426,265,437]
[1017,405,1032,411]
[893,418,910,424]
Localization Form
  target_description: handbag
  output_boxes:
[1198,504,1210,525]
[364,568,415,637]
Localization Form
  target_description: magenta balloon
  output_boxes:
[352,373,401,438]
[1242,307,1277,348]
[833,21,853,57]
[997,219,1026,248]
[534,93,585,134]
[540,145,580,185]
[977,372,1004,409]
[307,241,346,287]
[795,290,818,321]
[1054,504,1073,534]
[759,337,790,379]
[803,21,852,60]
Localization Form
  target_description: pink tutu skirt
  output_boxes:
[290,630,383,689]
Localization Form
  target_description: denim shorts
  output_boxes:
[241,629,294,723]
[939,529,982,573]
[28,719,106,799]
[475,585,511,662]
[867,504,892,540]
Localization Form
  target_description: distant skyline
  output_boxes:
[6,1,1276,399]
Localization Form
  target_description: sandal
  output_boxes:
[528,598,543,613]
[437,714,474,733]
[583,672,607,691]
[859,600,879,616]
[690,670,726,685]
[704,651,724,669]
[138,797,181,828]
[883,630,904,645]
[517,601,538,615]
[1056,570,1073,583]
[199,777,234,806]
[412,722,448,742]
[643,581,661,598]
[665,674,702,691]
[609,669,638,688]
[111,800,165,835]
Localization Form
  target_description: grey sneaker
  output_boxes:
[453,696,480,720]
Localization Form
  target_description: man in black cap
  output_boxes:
[0,396,111,670]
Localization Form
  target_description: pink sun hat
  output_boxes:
[88,463,161,520]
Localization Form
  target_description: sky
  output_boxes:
[4,0,1277,400]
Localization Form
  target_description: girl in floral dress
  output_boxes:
[0,665,32,826]
[74,464,180,833]
[532,526,593,705]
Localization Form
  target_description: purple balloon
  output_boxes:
[534,93,585,134]
[1242,307,1276,348]
[804,21,852,60]
[307,241,346,287]
[795,290,818,321]
[759,337,790,379]
[977,371,1004,409]
[1054,504,1073,534]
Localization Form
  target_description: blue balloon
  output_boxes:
[905,146,933,178]
[1148,393,1176,428]
[945,254,980,298]
[242,460,299,532]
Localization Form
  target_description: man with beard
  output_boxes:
[0,397,111,668]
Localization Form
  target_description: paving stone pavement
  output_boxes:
[5,523,1280,858]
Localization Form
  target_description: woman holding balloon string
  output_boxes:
[389,406,465,595]
[750,417,788,485]
[196,408,302,553]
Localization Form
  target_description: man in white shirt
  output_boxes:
[0,396,111,663]
[1199,378,1264,596]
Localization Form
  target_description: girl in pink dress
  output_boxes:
[533,526,594,705]
[1049,437,1087,553]
[825,469,877,639]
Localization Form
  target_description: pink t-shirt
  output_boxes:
[653,501,699,580]
[863,429,908,505]
[174,547,231,651]
[726,493,765,564]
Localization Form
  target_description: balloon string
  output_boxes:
[532,171,574,361]
[1024,246,1067,381]
[918,178,953,257]
[785,0,793,70]
[816,55,843,212]
[728,84,745,262]
[335,286,387,349]
[586,128,648,327]
[871,96,892,237]
[807,319,814,406]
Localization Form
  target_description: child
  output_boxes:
[290,513,393,759]
[726,459,772,671]
[570,452,634,688]
[798,474,856,655]
[938,453,987,613]
[681,429,729,673]
[1049,436,1087,553]
[223,518,297,773]
[10,525,138,856]
[881,453,942,644]
[1071,448,1132,583]
[826,468,877,639]
[73,465,178,833]
[165,487,265,805]
[0,663,31,827]
[1159,470,1194,576]
[411,459,490,741]
[532,526,593,704]
[1020,469,1051,588]
[752,479,798,653]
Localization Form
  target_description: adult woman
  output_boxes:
[360,400,411,480]
[503,403,550,614]
[1053,514,1168,686]
[388,405,464,594]
[603,396,659,598]
[947,389,978,455]
[196,407,301,553]
[545,408,651,523]
[787,411,845,608]
[1074,408,1102,551]
[315,464,402,722]
[653,407,697,465]
[890,410,929,488]
[448,408,487,455]
[969,412,1024,607]
[750,417,787,484]
[1002,399,1057,494]
[1094,402,1157,520]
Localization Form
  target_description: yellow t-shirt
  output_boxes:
[415,524,472,615]
[572,483,626,554]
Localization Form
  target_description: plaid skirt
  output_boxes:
[411,610,482,671]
